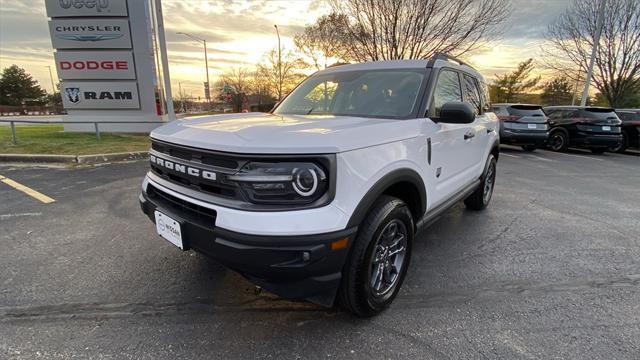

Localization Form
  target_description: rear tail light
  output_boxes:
[498,115,521,121]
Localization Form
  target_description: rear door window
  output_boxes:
[462,74,481,115]
[432,69,462,116]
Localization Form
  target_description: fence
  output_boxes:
[0,119,166,144]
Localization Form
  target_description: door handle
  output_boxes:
[464,132,475,140]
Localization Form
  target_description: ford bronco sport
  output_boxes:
[140,54,500,316]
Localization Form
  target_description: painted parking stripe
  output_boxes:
[0,175,55,204]
[524,154,556,162]
[538,150,604,161]
[501,153,521,158]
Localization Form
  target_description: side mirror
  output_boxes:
[436,102,476,124]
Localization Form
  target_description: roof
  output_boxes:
[493,103,542,107]
[615,108,640,112]
[315,56,484,81]
[543,106,614,110]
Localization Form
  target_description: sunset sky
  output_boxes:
[0,0,571,97]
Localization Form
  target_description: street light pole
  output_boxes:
[580,0,606,107]
[177,32,211,105]
[274,24,282,101]
[45,66,56,94]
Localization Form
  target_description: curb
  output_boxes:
[0,151,148,164]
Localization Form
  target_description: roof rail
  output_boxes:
[426,52,472,69]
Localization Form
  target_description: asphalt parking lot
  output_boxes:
[1,147,639,359]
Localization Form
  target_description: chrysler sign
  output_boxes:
[55,51,135,79]
[49,19,132,49]
[45,0,129,17]
[61,81,140,109]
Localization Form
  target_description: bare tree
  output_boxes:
[219,67,253,112]
[544,0,640,107]
[257,48,307,101]
[327,0,510,61]
[294,13,352,70]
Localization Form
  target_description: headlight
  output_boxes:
[227,161,328,205]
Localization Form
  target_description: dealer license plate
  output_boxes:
[154,211,183,249]
[527,124,537,129]
[602,126,611,131]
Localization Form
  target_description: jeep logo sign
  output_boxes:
[55,51,135,80]
[49,19,132,49]
[45,0,128,17]
[61,81,140,109]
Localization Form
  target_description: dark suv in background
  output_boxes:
[542,106,622,154]
[491,103,549,151]
[612,109,640,153]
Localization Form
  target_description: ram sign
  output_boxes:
[61,81,140,109]
[46,0,129,17]
[49,19,132,49]
[54,51,135,80]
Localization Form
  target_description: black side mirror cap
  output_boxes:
[434,102,476,124]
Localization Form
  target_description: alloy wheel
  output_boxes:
[370,220,408,297]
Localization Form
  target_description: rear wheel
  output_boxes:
[521,145,537,152]
[611,133,628,153]
[464,154,496,211]
[338,195,413,317]
[548,131,568,152]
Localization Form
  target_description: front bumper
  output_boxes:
[139,184,356,306]
[499,129,549,146]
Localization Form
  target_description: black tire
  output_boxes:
[464,154,497,211]
[338,195,413,317]
[548,130,569,152]
[521,145,537,152]
[612,133,628,153]
[590,148,606,154]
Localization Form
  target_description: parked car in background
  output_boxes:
[491,103,549,151]
[542,106,622,154]
[612,109,640,153]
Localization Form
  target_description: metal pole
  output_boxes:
[154,0,176,121]
[203,40,211,106]
[94,122,101,141]
[274,25,282,101]
[571,70,581,106]
[46,66,56,93]
[10,121,17,145]
[580,0,606,107]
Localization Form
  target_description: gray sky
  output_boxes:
[0,0,571,96]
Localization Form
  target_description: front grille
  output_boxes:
[147,184,216,227]
[152,140,240,170]
[149,163,238,198]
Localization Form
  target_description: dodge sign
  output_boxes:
[49,19,132,49]
[61,81,140,109]
[54,51,135,80]
[45,0,129,17]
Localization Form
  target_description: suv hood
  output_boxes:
[151,112,419,154]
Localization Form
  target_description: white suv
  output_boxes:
[140,54,499,316]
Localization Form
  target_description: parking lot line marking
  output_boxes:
[501,153,521,158]
[539,151,604,161]
[525,154,556,162]
[0,175,55,204]
[0,212,42,220]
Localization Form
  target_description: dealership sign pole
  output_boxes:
[46,0,175,132]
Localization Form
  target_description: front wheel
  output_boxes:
[338,195,413,317]
[464,154,497,211]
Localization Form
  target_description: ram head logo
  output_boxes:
[65,87,81,104]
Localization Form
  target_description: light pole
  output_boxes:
[45,65,56,94]
[580,0,606,107]
[177,32,210,105]
[274,24,282,101]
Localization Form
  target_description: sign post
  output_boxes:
[46,0,174,132]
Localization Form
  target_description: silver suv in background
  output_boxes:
[491,104,549,151]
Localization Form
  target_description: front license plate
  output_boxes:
[154,211,183,249]
[602,126,611,131]
[527,124,537,129]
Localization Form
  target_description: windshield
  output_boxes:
[274,69,427,119]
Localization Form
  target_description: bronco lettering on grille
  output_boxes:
[150,155,217,181]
